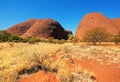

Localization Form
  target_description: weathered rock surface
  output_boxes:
[6,18,72,40]
[6,19,37,36]
[111,18,120,30]
[75,12,120,40]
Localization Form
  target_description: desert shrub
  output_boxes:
[48,37,55,43]
[112,32,120,45]
[28,37,41,44]
[68,34,74,40]
[8,35,22,42]
[21,37,30,43]
[32,53,72,82]
[58,39,66,44]
[0,30,10,42]
[53,39,59,44]
[48,37,66,44]
[0,30,22,42]
[83,27,110,45]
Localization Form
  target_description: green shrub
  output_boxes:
[48,37,55,43]
[22,37,41,44]
[68,34,74,40]
[53,39,59,44]
[58,39,66,44]
[8,35,22,42]
[0,30,22,42]
[48,37,66,44]
[28,37,41,44]
[21,37,30,43]
[0,30,10,42]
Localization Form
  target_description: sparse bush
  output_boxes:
[53,39,59,44]
[0,30,22,42]
[83,27,110,45]
[68,34,74,40]
[28,37,41,44]
[48,37,66,44]
[21,37,30,43]
[8,35,22,42]
[48,37,55,43]
[58,39,66,44]
[112,32,120,45]
[0,30,10,42]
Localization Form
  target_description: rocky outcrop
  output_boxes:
[75,12,120,40]
[6,18,72,40]
[6,19,37,36]
[111,18,120,30]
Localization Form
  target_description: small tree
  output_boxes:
[83,27,109,45]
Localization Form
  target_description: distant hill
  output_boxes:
[6,18,72,40]
[75,12,120,40]
[5,12,120,40]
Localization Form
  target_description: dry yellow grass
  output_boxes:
[0,42,120,82]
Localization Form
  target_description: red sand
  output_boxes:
[19,71,60,82]
[67,58,120,82]
[19,58,120,82]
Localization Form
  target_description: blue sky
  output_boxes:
[0,0,120,34]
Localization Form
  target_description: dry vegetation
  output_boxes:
[0,42,120,82]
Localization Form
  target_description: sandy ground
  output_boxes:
[0,42,120,82]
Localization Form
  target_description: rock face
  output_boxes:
[111,18,120,30]
[6,19,37,36]
[75,12,120,40]
[6,18,72,40]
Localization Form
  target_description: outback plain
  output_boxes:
[0,12,120,82]
[0,42,120,82]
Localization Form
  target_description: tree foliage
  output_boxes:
[112,32,120,45]
[83,27,110,45]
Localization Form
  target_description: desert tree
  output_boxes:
[112,32,120,45]
[83,27,110,45]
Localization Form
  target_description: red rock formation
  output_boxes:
[22,18,71,40]
[111,18,120,30]
[75,12,120,40]
[6,19,37,36]
[6,18,72,40]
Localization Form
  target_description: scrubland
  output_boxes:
[0,42,120,82]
